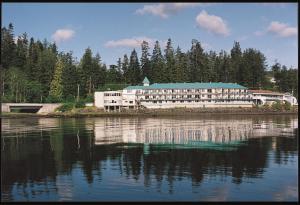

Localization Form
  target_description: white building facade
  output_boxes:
[94,78,298,111]
[95,78,256,111]
[250,90,298,106]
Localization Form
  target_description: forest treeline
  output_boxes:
[1,23,298,103]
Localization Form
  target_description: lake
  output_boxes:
[1,115,298,202]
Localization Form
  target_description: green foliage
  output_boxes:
[271,101,282,111]
[45,95,62,103]
[49,58,64,101]
[84,94,94,102]
[56,102,74,112]
[283,101,291,111]
[1,23,297,104]
[262,103,270,110]
[75,100,85,108]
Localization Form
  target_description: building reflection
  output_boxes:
[1,116,298,201]
[93,117,297,146]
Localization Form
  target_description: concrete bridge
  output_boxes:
[1,103,62,114]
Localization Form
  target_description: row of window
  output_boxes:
[104,93,121,96]
[140,88,245,94]
[149,100,252,104]
[143,96,250,100]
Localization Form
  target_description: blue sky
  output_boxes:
[2,3,298,68]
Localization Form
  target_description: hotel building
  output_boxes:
[95,77,253,111]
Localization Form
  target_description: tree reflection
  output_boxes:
[1,115,298,201]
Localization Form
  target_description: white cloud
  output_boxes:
[105,37,157,48]
[267,21,297,37]
[135,3,212,19]
[52,28,75,43]
[195,10,230,36]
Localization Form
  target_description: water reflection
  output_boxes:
[1,115,298,201]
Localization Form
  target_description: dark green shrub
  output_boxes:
[262,103,270,110]
[84,94,94,103]
[45,95,62,103]
[271,100,282,111]
[56,102,74,112]
[283,101,291,110]
[75,100,85,108]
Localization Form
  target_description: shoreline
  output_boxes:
[1,107,298,118]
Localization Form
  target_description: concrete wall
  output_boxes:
[1,103,62,113]
[37,103,62,113]
[94,92,104,108]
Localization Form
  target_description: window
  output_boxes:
[195,95,199,99]
[180,100,184,103]
[187,95,192,99]
[159,101,162,103]
[129,101,133,104]
[172,100,175,103]
[153,101,157,103]
[208,89,212,93]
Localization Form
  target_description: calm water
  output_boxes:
[1,115,298,202]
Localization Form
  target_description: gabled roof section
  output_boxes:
[143,77,150,84]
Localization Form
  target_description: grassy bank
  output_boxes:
[1,106,298,118]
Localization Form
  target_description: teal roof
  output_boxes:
[125,85,146,90]
[145,82,247,89]
[143,77,150,84]
[125,82,247,90]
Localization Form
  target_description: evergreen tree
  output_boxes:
[230,41,242,83]
[188,39,207,82]
[241,48,267,88]
[78,47,93,96]
[122,54,130,83]
[174,46,188,82]
[1,23,16,69]
[49,58,64,101]
[151,41,165,83]
[93,53,106,89]
[164,38,176,82]
[14,33,28,69]
[61,52,78,99]
[140,41,152,80]
[128,49,141,84]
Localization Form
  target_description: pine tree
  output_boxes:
[188,39,206,82]
[151,41,165,83]
[164,38,176,82]
[78,47,93,96]
[174,46,188,82]
[128,49,141,85]
[14,33,28,69]
[1,23,16,69]
[61,52,78,99]
[230,41,242,83]
[93,53,106,89]
[122,54,130,83]
[140,41,152,80]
